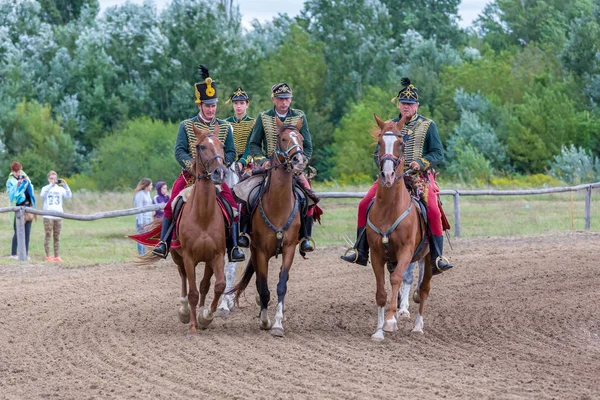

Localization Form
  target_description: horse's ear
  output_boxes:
[275,117,283,130]
[213,122,219,136]
[295,118,303,131]
[374,113,386,130]
[395,120,405,133]
[192,123,202,138]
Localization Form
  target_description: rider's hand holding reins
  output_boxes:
[409,161,420,171]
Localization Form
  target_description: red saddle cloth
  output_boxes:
[128,198,232,249]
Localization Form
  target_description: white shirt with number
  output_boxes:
[40,184,72,220]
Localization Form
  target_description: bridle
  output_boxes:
[377,132,412,181]
[272,128,305,172]
[195,133,225,180]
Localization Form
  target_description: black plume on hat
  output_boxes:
[198,65,210,80]
[400,77,411,87]
[392,77,419,104]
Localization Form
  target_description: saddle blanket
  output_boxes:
[128,187,232,249]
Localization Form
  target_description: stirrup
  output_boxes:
[229,246,245,262]
[300,237,315,251]
[434,256,453,273]
[342,247,359,263]
[152,241,169,259]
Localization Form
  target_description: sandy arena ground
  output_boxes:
[1,232,599,399]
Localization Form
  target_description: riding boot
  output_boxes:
[237,211,250,248]
[430,235,453,275]
[152,217,173,259]
[227,222,246,262]
[299,214,315,253]
[340,227,369,266]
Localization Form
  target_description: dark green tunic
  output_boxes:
[175,114,236,173]
[239,107,313,167]
[373,113,444,171]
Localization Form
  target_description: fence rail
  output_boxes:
[2,182,599,262]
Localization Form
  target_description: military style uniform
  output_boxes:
[152,66,244,262]
[239,107,313,167]
[341,78,453,275]
[237,83,316,253]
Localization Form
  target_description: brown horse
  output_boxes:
[368,114,432,341]
[231,118,307,337]
[171,123,229,337]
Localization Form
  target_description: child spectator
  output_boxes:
[40,171,72,262]
[153,181,170,219]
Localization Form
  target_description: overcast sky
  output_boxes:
[97,0,491,29]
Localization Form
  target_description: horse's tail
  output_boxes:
[229,258,255,303]
[133,251,165,265]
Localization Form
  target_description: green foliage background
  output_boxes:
[2,0,600,189]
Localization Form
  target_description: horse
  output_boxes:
[170,123,229,337]
[368,114,433,341]
[230,118,307,337]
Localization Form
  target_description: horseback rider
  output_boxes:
[225,87,255,249]
[236,83,316,254]
[341,77,453,275]
[152,65,245,263]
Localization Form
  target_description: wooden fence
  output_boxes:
[2,182,599,262]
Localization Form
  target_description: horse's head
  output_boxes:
[274,118,307,174]
[192,123,227,185]
[373,113,408,188]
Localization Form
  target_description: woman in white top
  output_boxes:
[40,170,72,262]
[133,178,153,255]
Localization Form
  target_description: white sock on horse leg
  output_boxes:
[224,262,237,292]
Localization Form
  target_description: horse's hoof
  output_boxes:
[270,327,284,337]
[413,291,421,304]
[215,308,230,319]
[396,309,410,319]
[198,308,213,329]
[178,312,190,324]
[411,327,424,335]
[371,329,385,341]
[259,320,272,330]
[186,332,199,340]
[383,318,398,333]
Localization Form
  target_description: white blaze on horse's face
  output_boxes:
[288,131,307,173]
[382,134,397,187]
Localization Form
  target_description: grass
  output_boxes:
[2,186,599,265]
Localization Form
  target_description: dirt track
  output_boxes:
[1,232,599,399]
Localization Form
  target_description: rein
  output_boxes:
[377,132,409,182]
[195,134,224,180]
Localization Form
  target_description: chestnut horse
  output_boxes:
[171,123,229,337]
[231,118,307,337]
[368,114,433,341]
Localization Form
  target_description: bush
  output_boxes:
[445,139,494,184]
[548,144,600,184]
[89,117,180,190]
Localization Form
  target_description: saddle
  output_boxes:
[173,186,234,236]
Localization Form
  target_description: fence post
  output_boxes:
[453,192,461,238]
[16,208,27,262]
[585,186,592,230]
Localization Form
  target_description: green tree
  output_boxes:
[330,86,397,182]
[90,118,180,190]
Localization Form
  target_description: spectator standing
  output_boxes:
[40,171,72,262]
[133,178,153,255]
[153,181,170,219]
[6,161,36,260]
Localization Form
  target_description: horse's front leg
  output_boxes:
[370,249,387,341]
[271,244,295,338]
[197,262,215,329]
[183,256,199,337]
[254,251,271,331]
[217,260,237,316]
[397,260,420,319]
[209,255,226,314]
[413,257,433,334]
[385,251,413,332]
[173,251,190,324]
